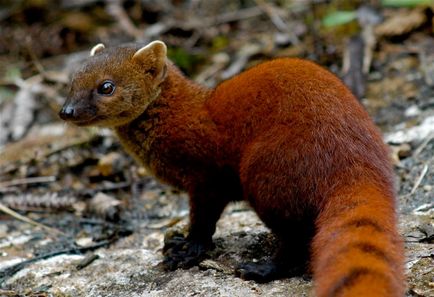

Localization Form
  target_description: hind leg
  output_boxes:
[236,219,314,282]
[236,130,315,282]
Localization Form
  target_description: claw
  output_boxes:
[236,261,280,283]
[235,259,305,283]
[161,231,213,271]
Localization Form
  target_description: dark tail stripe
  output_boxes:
[319,217,386,258]
[343,217,384,233]
[328,267,386,297]
[351,242,391,264]
[319,241,392,274]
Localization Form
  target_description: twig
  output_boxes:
[413,132,434,157]
[199,259,234,275]
[0,203,65,236]
[25,36,45,75]
[212,6,263,26]
[221,43,262,80]
[107,0,143,40]
[0,176,56,188]
[76,253,100,270]
[0,187,19,194]
[255,0,300,45]
[410,164,428,195]
[0,240,110,284]
[342,35,366,99]
[44,132,99,158]
[78,181,132,196]
[184,30,201,49]
[142,6,264,42]
[255,0,287,31]
[362,25,377,74]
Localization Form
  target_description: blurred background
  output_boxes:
[0,0,434,144]
[0,1,433,296]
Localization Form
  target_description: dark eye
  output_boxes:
[97,81,115,95]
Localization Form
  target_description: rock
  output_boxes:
[2,207,313,296]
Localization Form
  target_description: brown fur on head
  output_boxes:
[59,41,167,127]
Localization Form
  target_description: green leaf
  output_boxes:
[212,36,229,51]
[5,66,21,82]
[381,0,434,7]
[167,47,203,75]
[322,11,357,28]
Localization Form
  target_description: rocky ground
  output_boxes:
[0,1,433,296]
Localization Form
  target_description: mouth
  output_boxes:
[68,116,98,126]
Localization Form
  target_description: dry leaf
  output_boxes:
[385,116,434,143]
[9,78,40,140]
[389,143,412,164]
[375,8,427,37]
[97,152,123,176]
[0,124,95,170]
[87,192,122,222]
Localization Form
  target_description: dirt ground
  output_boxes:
[0,1,433,296]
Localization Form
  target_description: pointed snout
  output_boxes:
[58,93,97,125]
[59,104,76,120]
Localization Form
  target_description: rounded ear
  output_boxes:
[132,41,167,81]
[90,43,105,56]
[133,40,167,60]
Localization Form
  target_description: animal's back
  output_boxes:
[209,58,365,126]
[208,58,393,198]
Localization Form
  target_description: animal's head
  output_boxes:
[59,41,167,127]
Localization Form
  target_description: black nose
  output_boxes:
[59,105,75,120]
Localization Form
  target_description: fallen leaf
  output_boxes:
[375,8,427,37]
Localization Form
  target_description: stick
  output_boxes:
[0,240,110,284]
[413,132,434,157]
[0,203,64,236]
[0,176,56,188]
[212,6,263,25]
[410,164,428,195]
[106,0,143,40]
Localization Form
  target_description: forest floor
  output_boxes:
[0,1,433,296]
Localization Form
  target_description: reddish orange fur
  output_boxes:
[61,43,405,296]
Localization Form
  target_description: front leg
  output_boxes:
[162,184,230,270]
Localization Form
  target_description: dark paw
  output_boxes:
[235,260,304,283]
[161,231,213,271]
[235,260,280,283]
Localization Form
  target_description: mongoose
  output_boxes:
[60,41,405,297]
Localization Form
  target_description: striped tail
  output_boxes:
[312,183,405,297]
